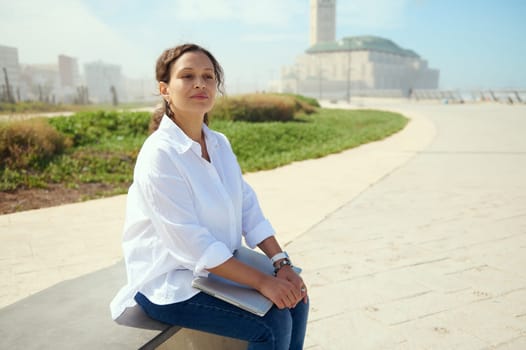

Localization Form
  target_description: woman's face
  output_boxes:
[161,51,217,118]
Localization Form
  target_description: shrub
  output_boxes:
[278,93,321,108]
[289,96,317,115]
[0,118,71,169]
[210,94,297,122]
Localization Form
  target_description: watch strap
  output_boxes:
[270,251,289,264]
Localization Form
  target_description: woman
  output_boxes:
[110,43,309,350]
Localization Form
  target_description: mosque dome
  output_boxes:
[306,35,420,58]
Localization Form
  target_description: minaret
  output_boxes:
[310,0,336,46]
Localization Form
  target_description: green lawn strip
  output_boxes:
[211,109,408,172]
[0,108,408,194]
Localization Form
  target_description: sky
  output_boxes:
[1,0,525,93]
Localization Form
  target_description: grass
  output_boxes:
[212,108,407,171]
[0,108,408,196]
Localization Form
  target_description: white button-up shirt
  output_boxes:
[110,116,275,319]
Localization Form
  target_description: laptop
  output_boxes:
[192,246,301,317]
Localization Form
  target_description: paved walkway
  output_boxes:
[1,100,525,348]
[296,102,526,349]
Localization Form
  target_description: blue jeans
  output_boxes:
[135,292,309,350]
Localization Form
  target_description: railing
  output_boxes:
[411,89,525,104]
[294,87,526,104]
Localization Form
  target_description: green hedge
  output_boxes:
[49,110,150,146]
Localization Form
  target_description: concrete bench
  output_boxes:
[116,298,248,349]
[0,261,247,349]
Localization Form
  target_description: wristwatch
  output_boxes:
[274,258,293,275]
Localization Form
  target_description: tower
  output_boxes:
[310,0,336,46]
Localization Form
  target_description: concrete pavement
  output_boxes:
[1,100,525,348]
[292,102,526,349]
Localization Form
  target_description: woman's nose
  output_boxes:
[194,77,205,88]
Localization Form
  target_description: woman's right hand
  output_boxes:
[258,275,302,309]
[208,257,303,309]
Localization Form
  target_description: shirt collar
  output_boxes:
[158,115,218,154]
[202,123,219,150]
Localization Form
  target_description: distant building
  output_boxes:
[58,55,79,88]
[84,61,126,104]
[58,55,81,104]
[0,44,22,102]
[273,0,439,99]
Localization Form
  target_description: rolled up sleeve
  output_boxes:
[194,241,233,276]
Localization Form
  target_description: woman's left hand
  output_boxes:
[276,266,308,306]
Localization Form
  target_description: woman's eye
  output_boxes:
[182,74,193,79]
[204,75,215,80]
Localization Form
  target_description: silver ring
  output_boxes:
[301,287,306,293]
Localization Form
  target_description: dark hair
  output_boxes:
[149,43,225,133]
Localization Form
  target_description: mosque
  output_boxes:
[274,0,439,99]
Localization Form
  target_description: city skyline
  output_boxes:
[1,0,525,93]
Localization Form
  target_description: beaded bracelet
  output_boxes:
[273,259,293,275]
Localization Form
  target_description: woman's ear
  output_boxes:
[159,82,169,100]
